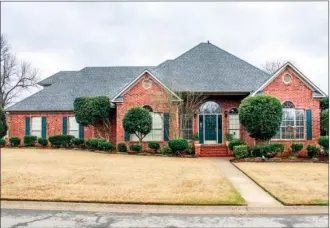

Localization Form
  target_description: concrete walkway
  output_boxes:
[208,158,283,207]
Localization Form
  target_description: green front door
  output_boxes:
[205,115,217,141]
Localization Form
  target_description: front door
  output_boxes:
[205,115,217,144]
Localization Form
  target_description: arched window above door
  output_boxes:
[229,108,238,114]
[200,101,221,114]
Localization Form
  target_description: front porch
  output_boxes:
[195,144,232,157]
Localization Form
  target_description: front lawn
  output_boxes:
[234,162,328,205]
[1,148,245,205]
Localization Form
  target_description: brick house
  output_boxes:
[5,42,327,156]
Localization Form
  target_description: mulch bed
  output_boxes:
[231,156,328,164]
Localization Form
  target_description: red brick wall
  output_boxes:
[115,72,179,146]
[7,112,93,143]
[263,66,321,154]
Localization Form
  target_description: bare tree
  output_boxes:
[262,60,294,74]
[0,34,38,108]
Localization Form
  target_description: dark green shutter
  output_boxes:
[124,131,130,141]
[79,124,84,139]
[41,117,46,138]
[164,112,169,141]
[199,115,204,144]
[217,115,222,144]
[306,109,312,140]
[62,117,67,135]
[25,117,30,136]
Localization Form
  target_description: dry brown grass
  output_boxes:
[1,148,245,205]
[235,162,329,205]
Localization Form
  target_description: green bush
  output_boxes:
[9,137,21,147]
[168,138,188,154]
[250,144,265,157]
[71,138,85,147]
[318,136,329,154]
[48,135,75,148]
[291,142,304,154]
[0,139,5,146]
[86,138,105,150]
[148,141,160,152]
[307,144,318,157]
[37,138,48,146]
[321,109,329,136]
[129,144,142,152]
[0,106,8,139]
[228,139,245,151]
[234,145,250,159]
[98,141,114,151]
[239,95,282,142]
[320,97,329,111]
[186,143,194,155]
[265,143,285,153]
[192,133,199,141]
[160,145,171,154]
[117,142,127,152]
[226,133,234,142]
[24,136,38,147]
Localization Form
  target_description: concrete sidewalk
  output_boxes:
[1,201,328,215]
[208,157,283,207]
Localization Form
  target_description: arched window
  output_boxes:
[228,108,239,139]
[200,101,221,114]
[143,105,153,112]
[282,101,295,109]
[274,101,304,140]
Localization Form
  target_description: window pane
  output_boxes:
[31,117,42,137]
[182,114,193,140]
[131,112,163,141]
[229,114,240,139]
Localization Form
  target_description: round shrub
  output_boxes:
[86,138,105,150]
[307,144,318,157]
[0,139,5,147]
[98,141,114,151]
[228,139,245,151]
[9,137,21,147]
[48,135,75,148]
[38,138,48,146]
[160,145,171,155]
[129,144,142,153]
[117,142,127,152]
[265,143,285,153]
[318,136,329,154]
[168,138,188,154]
[234,145,250,159]
[291,142,304,154]
[239,95,282,142]
[24,135,38,147]
[71,138,85,147]
[148,141,160,152]
[250,144,265,157]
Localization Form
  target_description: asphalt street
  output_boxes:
[1,208,328,228]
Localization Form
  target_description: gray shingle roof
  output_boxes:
[6,42,272,111]
[151,42,271,92]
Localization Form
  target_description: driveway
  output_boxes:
[1,208,328,228]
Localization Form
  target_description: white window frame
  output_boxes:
[31,117,42,137]
[228,113,240,139]
[131,112,163,141]
[68,116,79,138]
[181,114,193,140]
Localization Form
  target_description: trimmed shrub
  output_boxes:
[38,138,48,147]
[234,145,250,159]
[9,137,21,147]
[98,141,114,151]
[71,138,85,147]
[117,142,127,152]
[48,135,75,148]
[86,138,105,150]
[24,136,38,147]
[228,139,245,151]
[168,138,189,154]
[148,141,160,152]
[0,139,5,147]
[265,143,285,153]
[160,145,171,155]
[291,142,304,154]
[129,144,142,153]
[318,136,329,154]
[192,133,199,141]
[239,95,282,142]
[307,144,318,158]
[250,144,265,157]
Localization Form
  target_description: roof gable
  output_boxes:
[251,62,327,98]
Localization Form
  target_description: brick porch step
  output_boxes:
[195,144,232,157]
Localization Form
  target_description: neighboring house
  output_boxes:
[5,42,326,156]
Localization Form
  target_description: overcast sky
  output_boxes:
[1,2,328,102]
